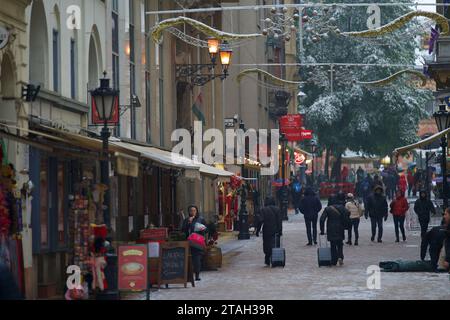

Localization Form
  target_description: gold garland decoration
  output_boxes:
[357,69,428,87]
[343,11,449,37]
[151,16,262,44]
[236,68,302,87]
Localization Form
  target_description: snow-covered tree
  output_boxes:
[299,0,433,179]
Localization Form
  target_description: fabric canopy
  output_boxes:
[394,127,450,154]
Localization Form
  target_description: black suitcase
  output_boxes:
[317,234,332,267]
[271,234,285,268]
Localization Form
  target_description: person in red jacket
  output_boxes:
[407,171,414,197]
[390,190,409,242]
[398,175,407,195]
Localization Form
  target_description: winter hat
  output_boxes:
[347,193,354,199]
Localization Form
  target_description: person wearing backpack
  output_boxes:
[320,196,351,266]
[345,193,363,246]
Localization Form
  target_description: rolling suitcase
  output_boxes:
[317,234,332,267]
[271,234,285,268]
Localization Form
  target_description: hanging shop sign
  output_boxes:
[0,26,9,50]
[294,152,306,165]
[118,245,148,291]
[282,128,302,142]
[280,114,302,133]
[301,130,313,140]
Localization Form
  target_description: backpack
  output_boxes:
[330,205,352,231]
[293,182,302,193]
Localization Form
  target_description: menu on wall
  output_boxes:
[118,245,148,291]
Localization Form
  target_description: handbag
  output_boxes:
[187,233,206,250]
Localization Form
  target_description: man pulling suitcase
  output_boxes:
[256,197,283,266]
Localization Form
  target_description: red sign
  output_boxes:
[301,130,313,140]
[118,245,148,291]
[280,114,302,133]
[91,95,120,125]
[294,152,306,165]
[283,128,303,141]
[140,228,168,241]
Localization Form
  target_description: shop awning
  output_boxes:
[394,127,450,154]
[193,161,234,180]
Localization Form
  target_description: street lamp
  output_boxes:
[207,37,220,64]
[238,120,250,240]
[219,41,233,76]
[280,133,289,221]
[310,140,317,188]
[433,103,450,209]
[90,72,119,227]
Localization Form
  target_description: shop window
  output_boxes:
[40,159,49,248]
[57,162,67,247]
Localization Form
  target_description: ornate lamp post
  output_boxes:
[238,120,250,240]
[433,103,450,209]
[90,72,119,227]
[280,133,289,221]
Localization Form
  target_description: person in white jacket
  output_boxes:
[345,193,363,246]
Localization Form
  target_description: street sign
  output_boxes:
[294,152,306,165]
[301,130,313,140]
[282,128,303,141]
[280,114,302,132]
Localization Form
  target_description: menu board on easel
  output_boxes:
[158,241,189,288]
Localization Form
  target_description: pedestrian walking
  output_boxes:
[291,177,302,214]
[365,185,388,243]
[182,205,207,281]
[256,197,283,266]
[398,174,407,195]
[390,190,409,242]
[320,196,351,266]
[299,187,322,246]
[414,190,436,238]
[345,193,363,246]
[356,166,365,183]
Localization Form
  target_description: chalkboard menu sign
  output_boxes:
[158,241,189,288]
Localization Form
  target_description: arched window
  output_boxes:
[29,0,49,88]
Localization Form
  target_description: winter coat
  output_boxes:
[299,189,322,219]
[182,215,207,238]
[256,205,282,239]
[420,226,448,270]
[320,205,350,241]
[345,200,363,219]
[414,198,436,222]
[390,196,409,217]
[398,176,407,193]
[366,193,388,219]
[407,172,414,185]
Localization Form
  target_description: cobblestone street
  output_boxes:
[126,209,450,300]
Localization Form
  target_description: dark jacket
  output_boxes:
[420,226,447,271]
[182,215,207,238]
[366,193,388,219]
[299,188,322,219]
[320,204,350,241]
[256,205,282,238]
[414,198,436,222]
[0,263,23,300]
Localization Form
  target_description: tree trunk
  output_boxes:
[331,153,342,182]
[324,148,330,180]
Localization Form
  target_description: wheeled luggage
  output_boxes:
[317,234,332,267]
[271,234,285,268]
